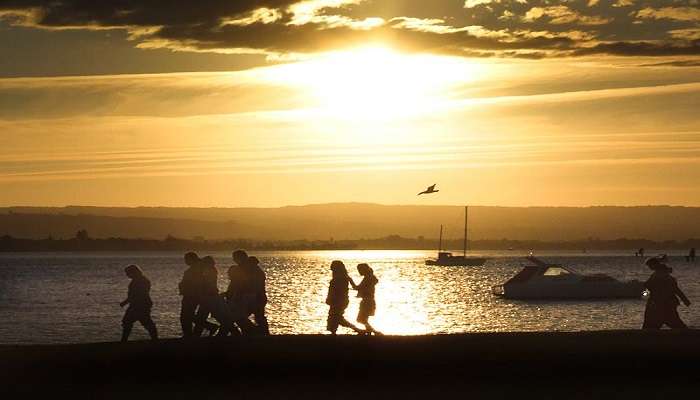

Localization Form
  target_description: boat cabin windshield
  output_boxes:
[543,266,571,276]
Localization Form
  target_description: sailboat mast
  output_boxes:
[439,224,443,252]
[463,206,468,256]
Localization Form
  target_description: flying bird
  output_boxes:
[417,184,439,196]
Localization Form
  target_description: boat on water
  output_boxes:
[425,206,487,267]
[492,256,644,300]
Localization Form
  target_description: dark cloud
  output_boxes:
[1,0,700,60]
[639,60,700,67]
[0,1,297,27]
[574,40,700,57]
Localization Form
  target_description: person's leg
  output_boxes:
[121,322,133,343]
[180,298,197,338]
[642,303,663,329]
[253,305,270,335]
[363,319,382,335]
[193,299,218,337]
[338,315,363,333]
[327,311,340,334]
[121,308,135,342]
[235,316,257,335]
[140,314,159,340]
[664,308,689,329]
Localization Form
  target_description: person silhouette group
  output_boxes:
[121,250,270,342]
[119,250,694,342]
[178,250,269,337]
[325,260,382,335]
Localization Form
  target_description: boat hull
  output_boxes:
[493,281,644,300]
[426,257,487,266]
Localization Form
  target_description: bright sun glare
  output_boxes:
[259,46,484,120]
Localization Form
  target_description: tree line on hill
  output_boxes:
[1,231,698,252]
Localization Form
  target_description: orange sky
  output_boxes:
[1,1,699,207]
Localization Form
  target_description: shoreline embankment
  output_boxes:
[2,331,699,398]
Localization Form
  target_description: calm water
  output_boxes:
[0,250,697,344]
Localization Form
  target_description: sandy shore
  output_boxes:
[3,331,699,398]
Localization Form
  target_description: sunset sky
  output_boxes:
[1,0,699,207]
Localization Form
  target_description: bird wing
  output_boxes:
[428,184,436,191]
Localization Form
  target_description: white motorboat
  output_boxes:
[492,256,644,300]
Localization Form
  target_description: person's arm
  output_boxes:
[674,280,691,306]
[120,282,133,307]
[326,282,333,305]
[347,274,358,290]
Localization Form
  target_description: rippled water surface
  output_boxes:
[0,250,698,344]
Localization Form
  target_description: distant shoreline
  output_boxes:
[1,235,698,252]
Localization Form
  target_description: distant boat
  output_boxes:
[425,206,487,266]
[491,256,644,300]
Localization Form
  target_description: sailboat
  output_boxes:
[425,206,487,266]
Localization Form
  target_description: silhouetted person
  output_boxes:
[687,248,696,262]
[642,257,691,330]
[245,256,270,335]
[221,249,255,335]
[326,260,363,335]
[120,265,158,342]
[193,255,221,337]
[636,248,645,258]
[179,252,201,338]
[353,263,381,335]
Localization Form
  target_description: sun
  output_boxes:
[258,46,485,121]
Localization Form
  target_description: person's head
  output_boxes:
[184,252,199,267]
[201,255,216,268]
[357,263,373,276]
[247,256,259,267]
[646,256,672,273]
[645,257,660,270]
[330,260,347,278]
[124,264,143,279]
[232,249,248,265]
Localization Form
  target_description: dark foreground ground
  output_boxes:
[2,331,699,399]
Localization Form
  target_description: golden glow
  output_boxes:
[257,46,485,120]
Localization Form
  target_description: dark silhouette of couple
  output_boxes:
[326,260,382,335]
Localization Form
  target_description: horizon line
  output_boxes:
[2,202,700,210]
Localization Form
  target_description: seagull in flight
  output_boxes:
[417,184,439,196]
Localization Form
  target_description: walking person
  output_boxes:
[246,256,270,335]
[179,252,201,338]
[221,250,256,335]
[687,247,696,263]
[193,256,224,337]
[326,260,363,335]
[120,265,158,342]
[642,257,691,329]
[353,263,382,335]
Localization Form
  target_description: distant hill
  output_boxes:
[1,203,699,241]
